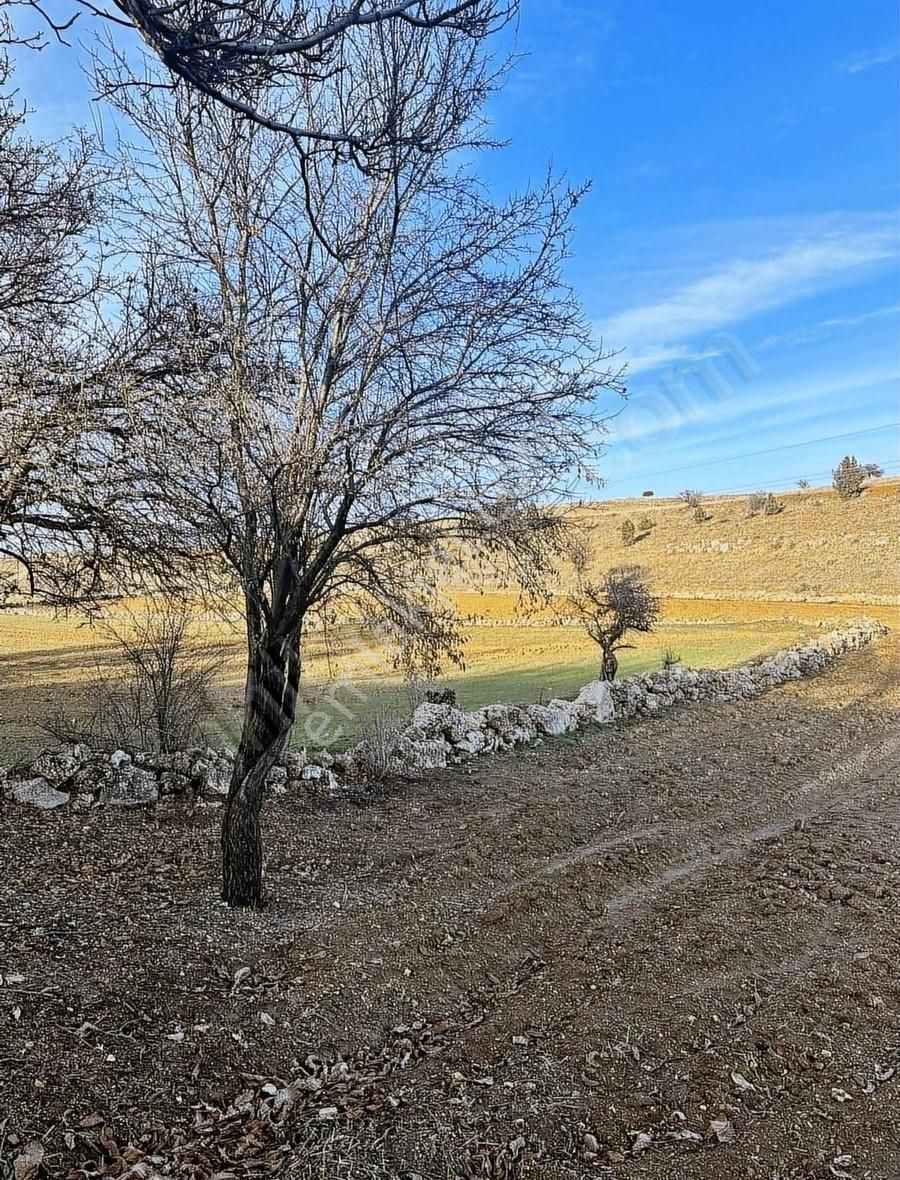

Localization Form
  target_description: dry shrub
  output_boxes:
[747,492,784,517]
[44,599,220,752]
[355,692,407,782]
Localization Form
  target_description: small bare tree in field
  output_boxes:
[44,599,219,752]
[570,566,660,682]
[678,489,704,509]
[103,21,623,905]
[0,37,104,602]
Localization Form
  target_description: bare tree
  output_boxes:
[678,488,703,509]
[11,0,513,151]
[0,27,203,606]
[570,566,660,682]
[105,21,623,905]
[0,36,108,601]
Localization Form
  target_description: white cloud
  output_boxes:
[611,362,898,445]
[601,218,898,374]
[837,45,899,74]
[755,304,900,351]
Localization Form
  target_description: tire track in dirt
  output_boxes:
[491,728,900,924]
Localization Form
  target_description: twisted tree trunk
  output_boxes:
[600,647,618,681]
[221,615,301,907]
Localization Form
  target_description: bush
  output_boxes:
[638,515,655,532]
[355,693,406,782]
[43,599,219,752]
[747,491,784,517]
[832,455,881,499]
[661,647,682,670]
[693,504,711,523]
[621,518,636,546]
[797,478,810,489]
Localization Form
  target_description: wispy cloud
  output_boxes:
[837,44,899,74]
[611,362,898,445]
[601,218,898,374]
[755,304,900,351]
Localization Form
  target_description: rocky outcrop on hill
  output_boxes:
[0,621,886,809]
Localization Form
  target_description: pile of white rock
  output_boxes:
[0,620,886,809]
[0,743,346,811]
[380,620,885,772]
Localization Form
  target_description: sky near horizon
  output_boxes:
[13,1,900,499]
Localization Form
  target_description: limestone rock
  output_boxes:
[391,735,450,771]
[99,765,159,807]
[574,680,615,723]
[411,702,471,743]
[547,699,580,730]
[192,754,231,796]
[267,765,289,793]
[300,764,339,791]
[282,749,307,780]
[27,749,85,786]
[4,777,70,810]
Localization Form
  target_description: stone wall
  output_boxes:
[0,621,886,810]
[383,620,885,770]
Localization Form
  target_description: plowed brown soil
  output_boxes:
[1,634,898,1179]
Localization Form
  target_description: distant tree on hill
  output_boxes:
[621,519,636,547]
[747,492,784,517]
[833,455,881,499]
[642,489,654,497]
[679,489,704,508]
[797,479,810,489]
[570,566,660,681]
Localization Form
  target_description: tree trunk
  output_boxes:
[600,647,618,681]
[221,617,301,907]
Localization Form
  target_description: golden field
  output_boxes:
[0,480,896,758]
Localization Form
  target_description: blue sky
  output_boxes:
[14,1,900,498]
[482,1,899,497]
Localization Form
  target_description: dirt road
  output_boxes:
[1,633,898,1178]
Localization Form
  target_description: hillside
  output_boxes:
[449,478,900,620]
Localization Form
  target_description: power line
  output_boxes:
[605,422,900,485]
[597,459,900,500]
[702,458,900,496]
